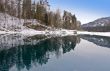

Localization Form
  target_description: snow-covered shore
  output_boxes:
[0,13,76,36]
[0,13,110,37]
[77,31,110,37]
[0,29,76,36]
[0,29,110,37]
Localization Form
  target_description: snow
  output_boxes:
[0,13,42,31]
[20,29,46,36]
[77,31,110,37]
[20,30,110,37]
[0,12,77,36]
[45,29,76,36]
[0,29,76,37]
[0,13,110,37]
[0,29,110,38]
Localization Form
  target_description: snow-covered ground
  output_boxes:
[17,30,110,37]
[1,29,110,37]
[0,13,110,37]
[0,29,76,37]
[0,13,75,37]
[0,13,40,31]
[77,31,110,37]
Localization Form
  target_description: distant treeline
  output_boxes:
[0,0,81,30]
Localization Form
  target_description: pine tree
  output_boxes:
[36,0,47,24]
[18,0,21,19]
[62,10,78,30]
[46,11,54,27]
[26,0,32,19]
[54,9,61,28]
[0,0,5,12]
[22,0,26,18]
[31,0,36,19]
[22,0,32,19]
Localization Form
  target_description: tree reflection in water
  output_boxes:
[81,35,110,48]
[0,35,80,71]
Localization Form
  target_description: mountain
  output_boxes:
[81,17,110,32]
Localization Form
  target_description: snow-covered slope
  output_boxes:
[0,13,23,31]
[0,12,77,36]
[82,17,110,32]
[82,17,110,27]
[0,13,40,31]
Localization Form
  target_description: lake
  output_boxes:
[0,34,110,71]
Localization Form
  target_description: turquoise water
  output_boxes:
[0,35,110,71]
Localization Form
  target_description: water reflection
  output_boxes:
[0,34,80,71]
[81,35,110,48]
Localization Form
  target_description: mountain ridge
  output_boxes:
[81,16,110,32]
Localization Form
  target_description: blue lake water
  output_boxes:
[0,34,110,71]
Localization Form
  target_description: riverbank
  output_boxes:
[77,31,110,37]
[0,29,110,37]
[0,29,76,36]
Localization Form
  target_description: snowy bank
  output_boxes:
[0,30,110,37]
[0,13,110,37]
[0,12,76,36]
[77,31,110,37]
[0,29,77,37]
[0,13,40,31]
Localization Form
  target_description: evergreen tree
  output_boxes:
[31,0,36,19]
[22,0,26,18]
[46,11,54,27]
[54,9,61,28]
[36,0,47,24]
[18,0,22,19]
[63,10,78,30]
[22,0,32,19]
[0,0,5,12]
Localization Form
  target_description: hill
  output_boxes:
[81,17,110,32]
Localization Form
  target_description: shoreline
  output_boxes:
[0,29,110,37]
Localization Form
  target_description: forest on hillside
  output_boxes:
[0,0,81,30]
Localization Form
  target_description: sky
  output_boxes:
[48,0,110,24]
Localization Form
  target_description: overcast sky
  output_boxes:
[48,0,110,24]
